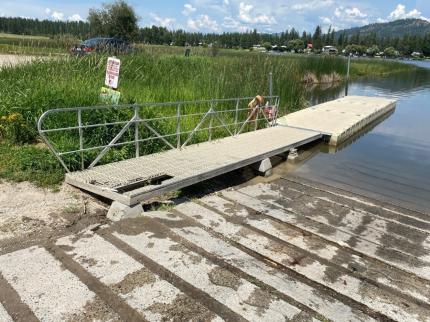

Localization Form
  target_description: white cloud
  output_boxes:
[45,7,65,21]
[223,16,249,32]
[151,13,176,28]
[333,6,368,25]
[187,14,219,31]
[291,0,334,12]
[51,11,64,21]
[345,7,367,19]
[68,14,83,22]
[320,16,332,24]
[182,3,196,16]
[238,2,276,25]
[334,7,367,20]
[388,4,427,20]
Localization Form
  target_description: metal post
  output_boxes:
[176,104,181,149]
[234,98,239,135]
[254,105,259,131]
[269,72,273,104]
[78,110,84,170]
[208,103,214,141]
[134,105,140,157]
[345,54,351,96]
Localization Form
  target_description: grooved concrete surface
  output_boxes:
[278,95,396,145]
[1,176,429,321]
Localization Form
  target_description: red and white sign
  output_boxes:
[105,57,121,89]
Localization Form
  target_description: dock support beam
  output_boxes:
[107,201,144,222]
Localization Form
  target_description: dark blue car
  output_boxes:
[71,37,130,55]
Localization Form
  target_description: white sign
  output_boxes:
[105,57,121,89]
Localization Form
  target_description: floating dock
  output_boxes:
[65,95,396,206]
[278,95,396,145]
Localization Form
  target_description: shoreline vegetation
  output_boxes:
[0,49,418,187]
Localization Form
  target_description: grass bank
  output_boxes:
[349,58,415,76]
[0,51,417,187]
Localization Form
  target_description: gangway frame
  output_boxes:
[37,96,281,173]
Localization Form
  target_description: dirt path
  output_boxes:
[0,181,107,251]
[0,54,36,68]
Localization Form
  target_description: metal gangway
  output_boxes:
[38,96,322,207]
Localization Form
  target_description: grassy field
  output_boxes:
[0,49,417,187]
[0,33,74,55]
[0,33,51,40]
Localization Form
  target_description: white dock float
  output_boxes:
[66,126,322,206]
[278,95,396,145]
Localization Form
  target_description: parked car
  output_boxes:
[70,37,130,56]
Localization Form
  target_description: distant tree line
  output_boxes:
[0,17,90,38]
[0,15,429,56]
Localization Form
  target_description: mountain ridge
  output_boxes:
[335,18,430,38]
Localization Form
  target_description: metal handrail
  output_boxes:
[38,96,280,172]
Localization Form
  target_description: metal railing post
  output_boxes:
[254,106,259,131]
[234,98,239,135]
[176,104,181,149]
[78,109,84,170]
[209,102,214,141]
[134,105,140,157]
[269,72,273,105]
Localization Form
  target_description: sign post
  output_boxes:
[100,57,121,104]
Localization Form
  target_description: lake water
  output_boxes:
[290,60,430,213]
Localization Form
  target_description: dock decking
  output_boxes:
[278,95,396,145]
[66,126,322,206]
[66,95,396,205]
[1,176,429,321]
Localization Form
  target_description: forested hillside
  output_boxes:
[337,19,430,39]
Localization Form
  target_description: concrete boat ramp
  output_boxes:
[1,176,430,321]
[65,95,396,212]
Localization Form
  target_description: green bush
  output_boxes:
[0,112,35,143]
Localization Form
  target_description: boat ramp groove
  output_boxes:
[1,176,429,321]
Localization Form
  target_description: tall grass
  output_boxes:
[0,50,417,186]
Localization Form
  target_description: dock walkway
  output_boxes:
[65,96,395,206]
[66,126,322,206]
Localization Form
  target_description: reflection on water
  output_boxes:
[291,61,430,213]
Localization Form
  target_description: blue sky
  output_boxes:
[1,1,429,33]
